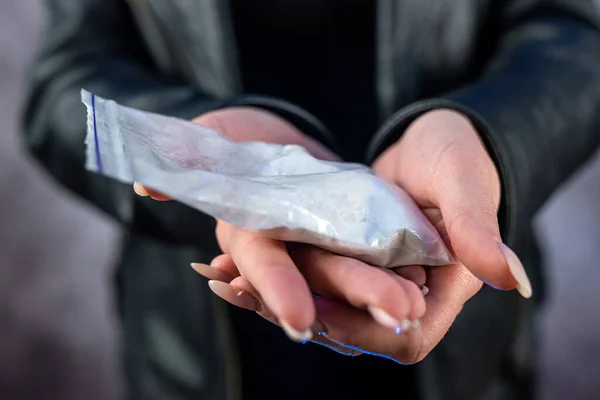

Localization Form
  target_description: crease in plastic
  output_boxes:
[82,90,453,268]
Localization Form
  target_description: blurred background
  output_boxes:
[1,1,599,399]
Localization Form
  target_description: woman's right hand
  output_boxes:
[134,107,427,343]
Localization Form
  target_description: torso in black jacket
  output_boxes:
[232,0,378,161]
[24,0,600,399]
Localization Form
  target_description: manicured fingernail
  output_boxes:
[498,243,533,299]
[367,306,411,334]
[190,263,233,282]
[280,320,313,343]
[311,320,328,337]
[133,182,149,196]
[421,285,429,296]
[207,280,261,311]
[397,319,412,333]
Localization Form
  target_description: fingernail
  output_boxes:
[280,320,313,343]
[397,319,412,334]
[409,320,421,330]
[367,306,411,334]
[421,285,429,296]
[498,243,533,299]
[311,320,328,337]
[133,182,149,196]
[207,280,261,311]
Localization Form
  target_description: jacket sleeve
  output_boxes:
[366,0,600,243]
[25,0,333,247]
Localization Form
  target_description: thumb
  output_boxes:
[432,148,532,299]
[442,201,532,298]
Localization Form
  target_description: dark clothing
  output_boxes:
[24,0,600,399]
[232,0,377,161]
[231,3,408,398]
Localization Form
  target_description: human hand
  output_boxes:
[373,109,531,297]
[133,106,336,200]
[197,110,532,362]
[135,107,429,344]
[194,250,473,362]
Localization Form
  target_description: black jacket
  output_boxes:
[24,1,600,399]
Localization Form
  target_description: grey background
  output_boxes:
[1,1,598,399]
[0,2,121,399]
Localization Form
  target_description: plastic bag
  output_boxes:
[82,90,453,268]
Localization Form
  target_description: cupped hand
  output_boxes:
[195,109,533,363]
[373,109,531,298]
[134,107,429,343]
[195,250,476,363]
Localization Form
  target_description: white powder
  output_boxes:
[83,90,453,268]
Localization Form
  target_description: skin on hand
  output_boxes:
[188,108,534,363]
[134,107,428,343]
[373,109,531,298]
[195,253,478,363]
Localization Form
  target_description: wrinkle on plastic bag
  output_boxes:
[82,90,453,268]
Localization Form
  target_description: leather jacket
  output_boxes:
[24,1,600,399]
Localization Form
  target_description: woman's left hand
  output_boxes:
[195,109,533,363]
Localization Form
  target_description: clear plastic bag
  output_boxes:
[82,90,453,267]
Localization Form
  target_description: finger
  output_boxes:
[220,272,416,361]
[229,276,271,317]
[133,182,149,197]
[207,280,261,311]
[228,276,344,352]
[391,265,426,287]
[224,250,426,331]
[191,262,236,283]
[132,182,172,201]
[434,172,532,298]
[224,277,359,355]
[381,267,429,309]
[210,254,240,278]
[395,279,427,321]
[226,227,315,342]
[312,296,420,363]
[312,263,482,364]
[424,119,531,298]
[228,276,287,327]
[294,248,425,331]
[419,263,482,346]
[209,255,371,355]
